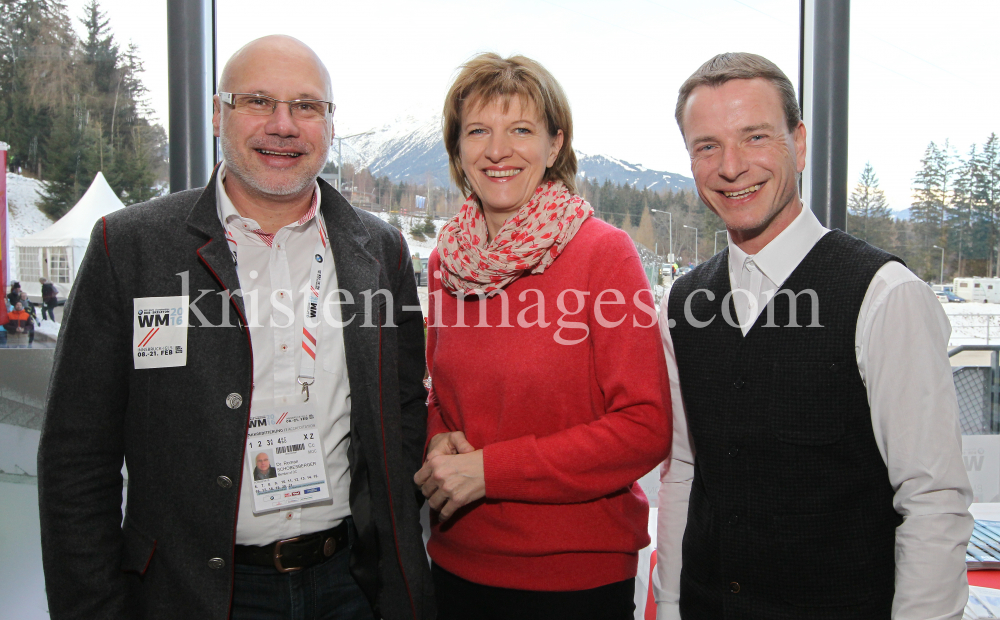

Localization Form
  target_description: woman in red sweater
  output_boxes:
[414,53,672,620]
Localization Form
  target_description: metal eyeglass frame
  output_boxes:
[219,92,335,117]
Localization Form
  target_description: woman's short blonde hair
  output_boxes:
[443,53,577,196]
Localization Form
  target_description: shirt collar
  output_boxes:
[215,161,322,232]
[727,204,829,288]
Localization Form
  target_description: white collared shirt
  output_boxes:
[655,206,974,620]
[215,163,353,546]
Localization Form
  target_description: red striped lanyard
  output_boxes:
[224,216,329,402]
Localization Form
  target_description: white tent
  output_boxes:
[13,172,126,298]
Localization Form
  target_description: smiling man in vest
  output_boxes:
[38,35,432,620]
[655,53,972,620]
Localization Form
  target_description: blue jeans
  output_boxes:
[232,520,374,620]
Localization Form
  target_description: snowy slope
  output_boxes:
[4,173,54,279]
[5,173,52,239]
[373,210,443,259]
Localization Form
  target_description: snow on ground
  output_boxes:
[5,173,54,279]
[942,301,1000,347]
[372,210,445,259]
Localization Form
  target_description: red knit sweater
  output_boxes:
[425,217,672,591]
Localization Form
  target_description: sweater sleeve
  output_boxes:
[483,232,673,503]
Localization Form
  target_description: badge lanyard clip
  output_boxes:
[297,377,314,402]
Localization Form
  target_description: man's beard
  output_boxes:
[220,129,329,198]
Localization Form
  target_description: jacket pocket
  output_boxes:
[767,361,849,446]
[773,507,876,607]
[120,514,157,575]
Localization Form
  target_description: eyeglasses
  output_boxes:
[219,92,335,121]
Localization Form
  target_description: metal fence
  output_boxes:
[951,345,1000,435]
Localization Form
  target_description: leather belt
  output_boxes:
[234,521,349,573]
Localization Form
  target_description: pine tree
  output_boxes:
[0,0,165,207]
[0,0,77,177]
[948,145,979,277]
[847,162,894,251]
[910,142,951,279]
[40,97,102,218]
[973,134,1000,276]
[106,42,161,203]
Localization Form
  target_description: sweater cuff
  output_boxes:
[482,435,537,500]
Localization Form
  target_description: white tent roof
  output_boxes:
[14,172,126,247]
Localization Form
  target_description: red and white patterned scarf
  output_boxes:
[436,180,593,296]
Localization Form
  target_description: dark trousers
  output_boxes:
[42,300,56,322]
[231,521,374,620]
[433,563,635,620]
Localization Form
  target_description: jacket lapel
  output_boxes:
[184,167,247,319]
[318,180,383,418]
[319,179,381,314]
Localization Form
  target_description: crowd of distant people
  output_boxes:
[0,278,59,347]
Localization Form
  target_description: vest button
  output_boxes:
[216,476,232,488]
[208,557,225,570]
[730,581,740,594]
[728,446,740,457]
[728,513,739,525]
[733,378,745,389]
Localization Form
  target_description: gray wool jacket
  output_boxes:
[37,171,434,620]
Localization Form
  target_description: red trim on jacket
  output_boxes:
[377,300,419,619]
[102,217,110,257]
[196,240,254,618]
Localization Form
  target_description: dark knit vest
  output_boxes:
[667,231,904,620]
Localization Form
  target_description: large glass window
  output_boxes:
[3,2,805,617]
[217,0,799,279]
[848,1,1000,597]
[16,247,43,284]
[47,248,71,285]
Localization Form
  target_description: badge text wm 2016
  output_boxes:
[136,307,185,328]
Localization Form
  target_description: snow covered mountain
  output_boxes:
[575,153,694,193]
[338,116,694,192]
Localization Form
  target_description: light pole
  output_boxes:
[684,225,699,265]
[334,130,375,193]
[649,209,673,259]
[714,229,727,255]
[933,245,945,285]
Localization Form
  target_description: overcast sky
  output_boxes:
[65,0,999,213]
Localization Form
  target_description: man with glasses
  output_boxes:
[655,53,972,619]
[38,35,432,620]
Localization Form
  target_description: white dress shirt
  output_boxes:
[655,206,974,620]
[215,163,354,546]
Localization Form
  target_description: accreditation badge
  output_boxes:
[245,402,331,514]
[133,296,188,369]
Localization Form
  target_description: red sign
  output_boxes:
[0,143,8,326]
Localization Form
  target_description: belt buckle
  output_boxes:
[272,536,303,573]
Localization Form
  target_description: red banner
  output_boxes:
[0,143,7,326]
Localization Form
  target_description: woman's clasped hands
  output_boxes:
[413,431,485,523]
